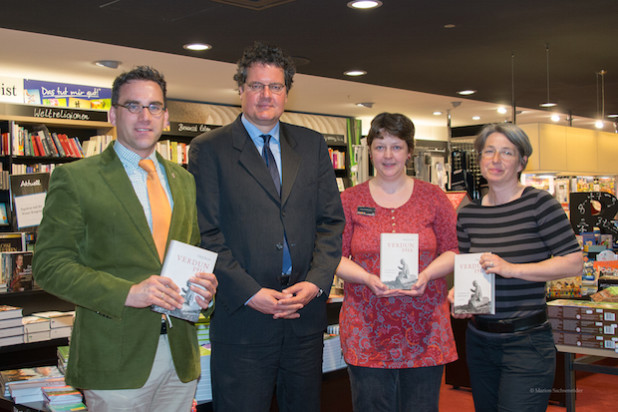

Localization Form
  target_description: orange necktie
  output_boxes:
[139,159,172,262]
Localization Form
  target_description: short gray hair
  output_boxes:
[474,123,533,168]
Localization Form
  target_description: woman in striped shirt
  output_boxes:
[451,123,583,412]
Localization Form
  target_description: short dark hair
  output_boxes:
[233,42,296,91]
[367,112,416,153]
[111,66,167,106]
[474,123,533,168]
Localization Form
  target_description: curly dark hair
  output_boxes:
[111,66,167,106]
[233,42,296,91]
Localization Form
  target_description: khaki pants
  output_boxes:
[84,335,197,412]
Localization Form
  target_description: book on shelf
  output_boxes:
[0,325,23,338]
[9,172,50,230]
[0,232,27,253]
[0,317,24,329]
[22,315,51,333]
[48,402,88,411]
[151,240,218,322]
[379,233,419,289]
[42,385,82,404]
[0,366,64,398]
[453,253,495,315]
[0,334,23,347]
[0,305,22,320]
[3,251,36,292]
[24,330,50,343]
[32,311,75,329]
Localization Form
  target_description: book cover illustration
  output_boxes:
[151,240,217,323]
[0,232,26,253]
[379,233,419,289]
[9,172,50,229]
[453,253,495,315]
[3,252,35,292]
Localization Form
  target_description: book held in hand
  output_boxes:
[380,233,419,289]
[151,240,217,322]
[453,253,495,315]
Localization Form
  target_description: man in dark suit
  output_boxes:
[33,66,217,412]
[188,42,345,412]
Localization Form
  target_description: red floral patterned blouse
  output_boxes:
[340,179,458,368]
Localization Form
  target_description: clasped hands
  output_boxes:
[248,281,320,320]
[125,272,218,310]
[364,271,431,298]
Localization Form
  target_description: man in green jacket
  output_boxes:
[33,66,217,412]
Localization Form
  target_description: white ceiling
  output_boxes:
[0,28,610,138]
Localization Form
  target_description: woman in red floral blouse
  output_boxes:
[336,113,458,412]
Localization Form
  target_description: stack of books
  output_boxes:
[322,324,346,373]
[32,311,75,339]
[0,305,24,347]
[42,385,83,407]
[23,315,51,343]
[57,346,70,375]
[0,366,65,404]
[195,313,212,403]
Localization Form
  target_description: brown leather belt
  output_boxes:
[471,311,547,333]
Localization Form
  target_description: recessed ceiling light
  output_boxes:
[550,113,561,122]
[433,111,443,116]
[457,90,476,96]
[344,70,367,77]
[94,60,121,69]
[347,0,383,9]
[472,116,481,121]
[497,107,507,114]
[183,43,212,51]
[595,120,604,129]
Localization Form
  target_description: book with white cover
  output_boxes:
[151,240,217,322]
[453,253,495,315]
[379,233,419,289]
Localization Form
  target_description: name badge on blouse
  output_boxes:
[357,206,375,216]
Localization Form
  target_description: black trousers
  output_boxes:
[211,324,324,412]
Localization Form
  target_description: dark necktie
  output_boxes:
[260,134,292,275]
[260,134,281,196]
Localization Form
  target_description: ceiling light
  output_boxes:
[608,114,618,118]
[539,43,557,108]
[356,102,374,108]
[457,90,476,96]
[550,113,560,122]
[347,0,383,9]
[94,60,121,69]
[497,107,507,114]
[472,116,481,121]
[596,69,607,126]
[433,111,442,116]
[344,70,367,77]
[183,43,212,51]
[443,24,456,29]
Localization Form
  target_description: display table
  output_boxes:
[556,344,618,412]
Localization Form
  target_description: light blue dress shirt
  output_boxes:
[114,141,174,232]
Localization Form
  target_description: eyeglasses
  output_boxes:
[245,82,286,94]
[114,102,166,116]
[479,148,517,159]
